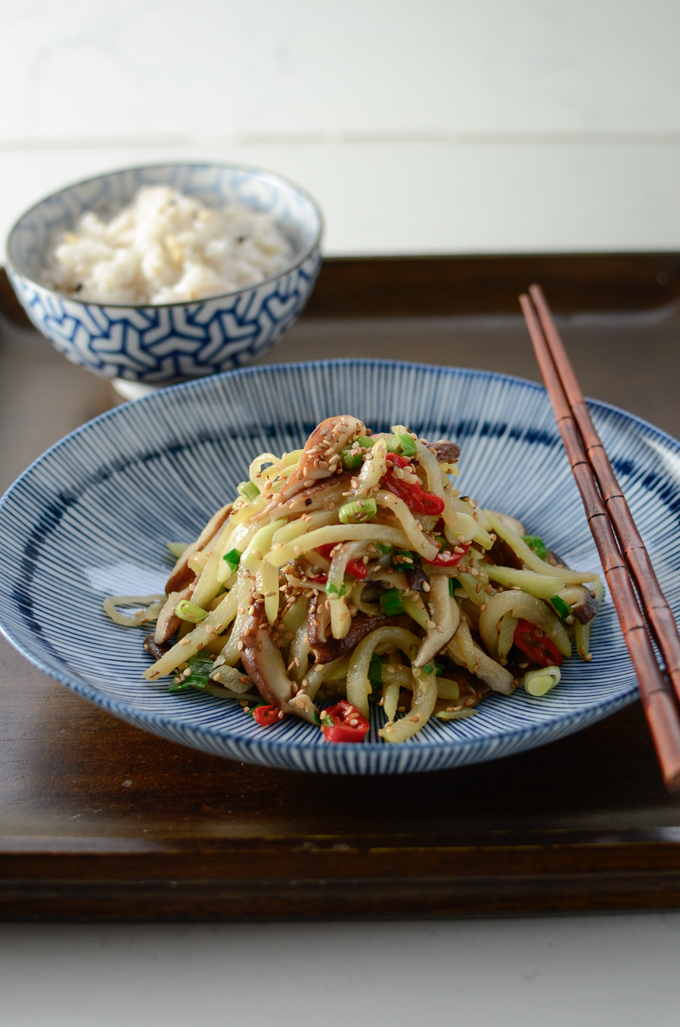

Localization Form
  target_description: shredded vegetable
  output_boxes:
[103,415,601,744]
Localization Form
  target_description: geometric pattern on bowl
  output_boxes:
[2,359,678,774]
[6,163,322,383]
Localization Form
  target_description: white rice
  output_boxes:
[41,185,295,305]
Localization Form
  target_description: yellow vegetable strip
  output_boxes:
[347,627,421,718]
[485,566,565,599]
[219,572,254,666]
[374,491,439,560]
[266,525,412,568]
[414,575,461,668]
[478,590,571,661]
[142,588,239,680]
[485,510,597,584]
[380,666,437,743]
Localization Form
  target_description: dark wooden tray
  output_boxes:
[2,255,680,921]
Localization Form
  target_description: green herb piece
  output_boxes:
[435,662,445,676]
[340,446,363,470]
[338,498,378,524]
[326,582,346,597]
[550,594,572,620]
[448,577,462,596]
[392,548,414,564]
[339,437,375,471]
[222,548,241,573]
[321,713,336,728]
[396,432,417,457]
[175,599,209,623]
[169,654,214,692]
[376,543,393,555]
[380,588,405,616]
[368,653,383,685]
[238,480,260,503]
[422,662,434,675]
[312,712,322,726]
[522,535,548,561]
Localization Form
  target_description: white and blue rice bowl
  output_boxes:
[5,163,323,385]
[1,359,678,774]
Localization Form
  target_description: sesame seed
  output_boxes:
[237,641,244,651]
[410,715,420,723]
[180,638,192,646]
[426,619,436,630]
[480,603,487,612]
[585,653,593,662]
[422,581,431,592]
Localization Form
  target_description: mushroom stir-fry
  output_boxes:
[107,416,603,743]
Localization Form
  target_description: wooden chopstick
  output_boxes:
[519,289,680,792]
[529,283,680,708]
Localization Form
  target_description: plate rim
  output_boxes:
[1,357,673,764]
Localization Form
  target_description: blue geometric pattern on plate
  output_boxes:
[6,163,322,383]
[1,359,679,774]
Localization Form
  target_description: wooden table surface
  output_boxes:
[2,255,680,921]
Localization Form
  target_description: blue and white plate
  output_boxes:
[1,360,678,774]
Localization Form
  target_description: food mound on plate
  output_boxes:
[110,415,602,744]
[41,185,294,305]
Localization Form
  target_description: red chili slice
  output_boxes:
[383,453,445,516]
[317,544,367,579]
[427,541,470,568]
[251,704,284,726]
[513,619,563,667]
[322,700,370,743]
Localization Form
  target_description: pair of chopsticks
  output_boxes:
[520,285,680,793]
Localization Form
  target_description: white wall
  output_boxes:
[2,0,679,255]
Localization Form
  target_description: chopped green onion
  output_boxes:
[312,712,322,726]
[238,480,260,503]
[340,436,375,470]
[422,661,446,677]
[340,446,363,470]
[338,498,378,524]
[523,665,561,696]
[169,654,213,692]
[396,433,417,457]
[522,535,548,561]
[376,543,393,555]
[326,582,346,597]
[550,595,572,620]
[175,599,209,623]
[380,588,405,616]
[368,653,383,687]
[222,548,241,573]
[448,577,462,596]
